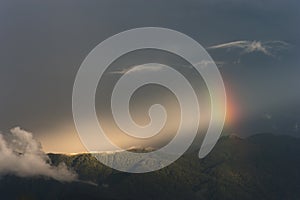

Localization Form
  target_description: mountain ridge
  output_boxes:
[1,133,300,200]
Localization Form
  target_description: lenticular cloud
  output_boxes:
[0,127,77,182]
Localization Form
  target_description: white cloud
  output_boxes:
[0,127,77,182]
[110,64,164,75]
[194,60,226,69]
[110,61,226,74]
[207,40,289,56]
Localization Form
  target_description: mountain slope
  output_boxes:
[1,134,300,200]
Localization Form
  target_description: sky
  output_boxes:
[0,0,300,153]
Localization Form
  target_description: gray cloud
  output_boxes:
[263,113,272,120]
[0,127,77,182]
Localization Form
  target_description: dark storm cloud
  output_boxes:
[0,0,299,147]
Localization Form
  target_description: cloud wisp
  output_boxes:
[109,61,226,75]
[207,40,290,56]
[194,60,226,69]
[109,64,164,75]
[0,127,77,182]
